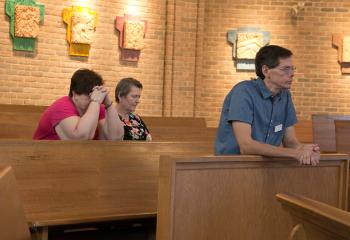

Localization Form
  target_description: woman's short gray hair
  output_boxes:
[115,78,143,102]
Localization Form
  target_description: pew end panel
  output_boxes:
[0,166,48,240]
[156,154,349,240]
[335,120,350,211]
[276,193,350,240]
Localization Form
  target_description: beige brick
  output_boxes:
[2,0,350,127]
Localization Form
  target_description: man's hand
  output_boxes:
[90,86,107,104]
[101,87,112,107]
[296,144,320,166]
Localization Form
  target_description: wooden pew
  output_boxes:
[0,103,313,143]
[0,104,210,139]
[0,104,47,113]
[335,120,350,154]
[149,127,217,142]
[0,104,207,128]
[143,116,206,128]
[294,119,313,143]
[0,166,32,240]
[156,154,348,240]
[0,140,214,231]
[312,114,350,152]
[0,104,45,139]
[334,120,350,210]
[149,120,312,143]
[0,119,40,139]
[276,193,350,240]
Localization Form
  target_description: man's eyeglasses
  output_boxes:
[276,66,296,75]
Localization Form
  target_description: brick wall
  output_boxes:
[163,0,202,117]
[194,0,350,127]
[1,0,350,127]
[0,0,166,116]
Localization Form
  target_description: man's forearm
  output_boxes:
[74,102,100,139]
[239,139,299,159]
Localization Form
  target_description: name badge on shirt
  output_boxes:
[274,124,283,133]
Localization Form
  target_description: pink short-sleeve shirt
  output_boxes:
[33,96,105,140]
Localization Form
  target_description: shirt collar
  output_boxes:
[256,77,282,101]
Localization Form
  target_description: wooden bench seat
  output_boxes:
[156,154,348,240]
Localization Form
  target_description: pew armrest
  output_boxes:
[276,193,350,239]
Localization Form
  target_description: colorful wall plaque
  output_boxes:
[63,6,97,57]
[115,14,147,62]
[5,0,44,51]
[333,33,350,74]
[227,27,270,70]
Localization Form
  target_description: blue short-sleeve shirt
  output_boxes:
[215,78,297,155]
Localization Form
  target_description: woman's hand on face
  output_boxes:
[90,86,107,104]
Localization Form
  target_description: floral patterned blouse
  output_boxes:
[119,113,152,141]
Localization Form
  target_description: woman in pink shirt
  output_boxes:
[33,69,124,140]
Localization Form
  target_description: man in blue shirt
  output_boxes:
[215,45,320,165]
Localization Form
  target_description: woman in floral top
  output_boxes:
[115,78,152,141]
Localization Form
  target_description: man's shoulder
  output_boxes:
[50,96,73,109]
[46,96,76,115]
[228,79,257,97]
[233,79,256,90]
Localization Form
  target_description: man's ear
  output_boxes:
[262,65,270,77]
[71,91,77,101]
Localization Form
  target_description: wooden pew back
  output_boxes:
[149,127,217,142]
[0,104,47,113]
[294,119,313,143]
[335,120,350,154]
[0,140,214,227]
[0,104,210,140]
[0,104,45,139]
[313,114,350,152]
[0,166,31,240]
[277,193,350,240]
[0,103,313,144]
[143,116,206,128]
[156,154,349,240]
